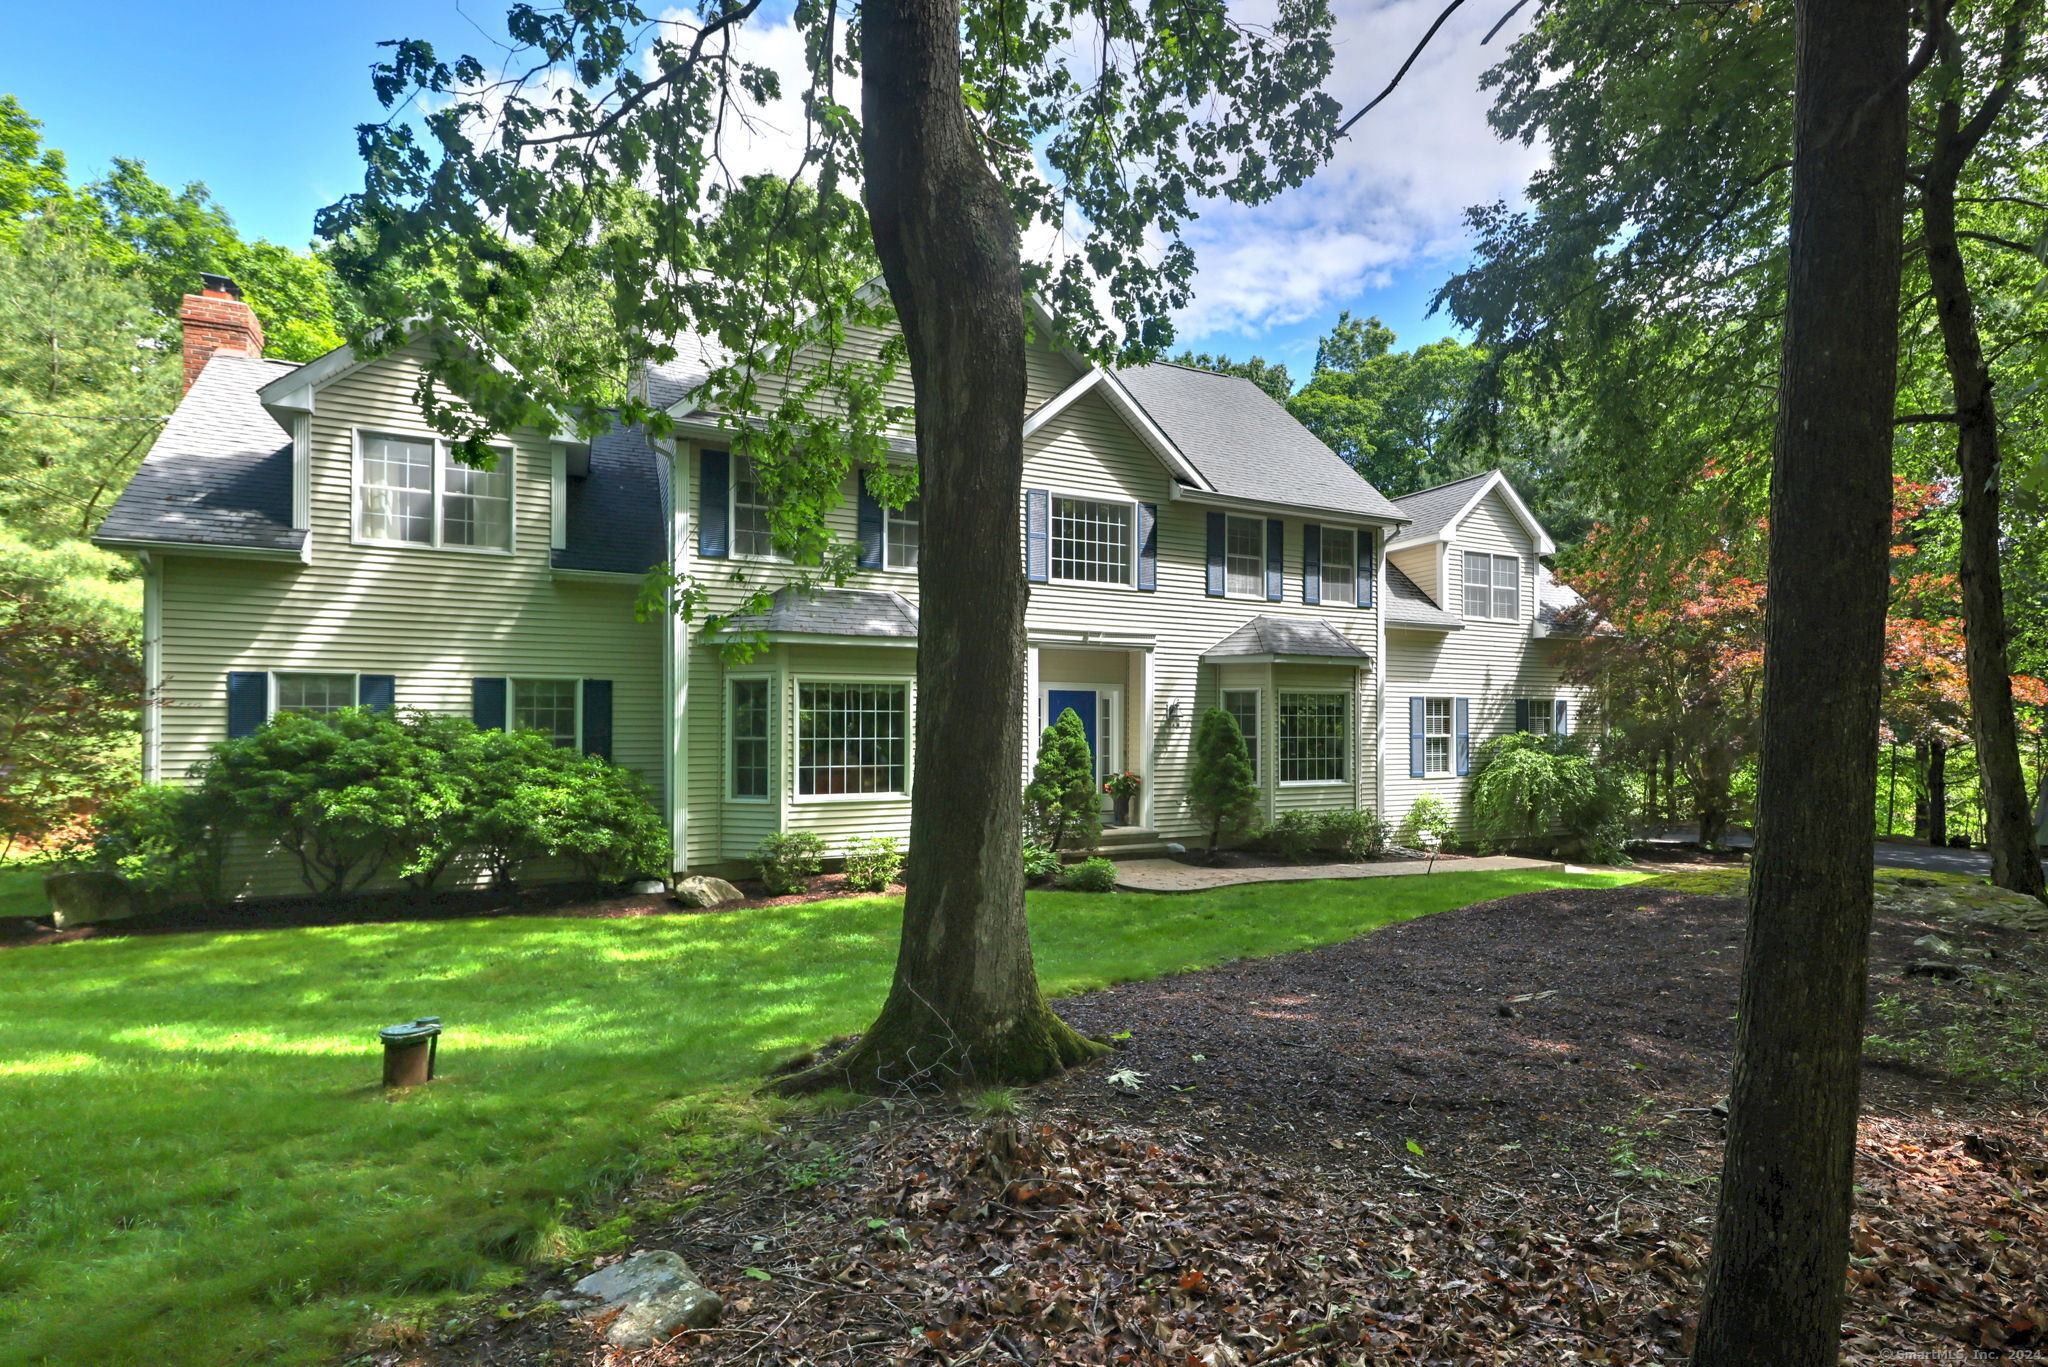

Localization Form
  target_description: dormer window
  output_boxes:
[356,433,512,551]
[1462,552,1520,619]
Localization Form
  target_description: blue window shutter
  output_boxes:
[698,450,729,559]
[1408,697,1425,778]
[1455,697,1472,776]
[1205,512,1226,597]
[1265,519,1284,601]
[856,478,884,570]
[472,677,507,731]
[1302,524,1321,604]
[582,679,613,760]
[226,672,267,739]
[1556,699,1570,736]
[1026,489,1050,583]
[1137,502,1158,591]
[358,675,397,713]
[1515,698,1530,733]
[1360,530,1375,608]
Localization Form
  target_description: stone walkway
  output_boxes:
[1111,853,1564,893]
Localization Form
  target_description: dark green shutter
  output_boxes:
[1205,512,1226,596]
[1408,697,1425,778]
[1302,524,1321,604]
[358,675,396,713]
[1137,503,1158,591]
[226,672,267,738]
[582,680,613,760]
[1265,519,1283,601]
[698,450,729,558]
[856,478,884,569]
[472,678,507,731]
[1515,698,1530,733]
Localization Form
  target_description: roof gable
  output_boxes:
[1386,469,1554,555]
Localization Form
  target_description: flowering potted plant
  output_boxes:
[1103,771,1143,825]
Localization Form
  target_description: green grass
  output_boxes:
[1643,864,1995,898]
[0,861,47,921]
[0,866,1643,1366]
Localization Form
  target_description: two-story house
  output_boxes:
[95,277,1589,894]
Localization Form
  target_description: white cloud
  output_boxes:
[1169,0,1547,339]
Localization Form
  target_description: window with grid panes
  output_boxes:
[886,498,921,570]
[1322,527,1357,604]
[1278,692,1347,783]
[1423,697,1454,774]
[1462,552,1520,619]
[1524,699,1555,736]
[1221,689,1260,772]
[1050,497,1131,584]
[730,679,771,798]
[512,678,580,748]
[274,673,355,716]
[731,454,780,558]
[1224,515,1264,596]
[797,683,907,795]
[357,434,510,549]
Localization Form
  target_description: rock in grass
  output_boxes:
[43,871,135,928]
[673,875,745,908]
[564,1250,722,1347]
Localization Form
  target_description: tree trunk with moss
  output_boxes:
[776,0,1104,1092]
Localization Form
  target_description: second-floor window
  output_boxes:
[357,433,512,550]
[1322,527,1358,605]
[1224,515,1264,596]
[887,498,921,570]
[731,454,780,558]
[1463,552,1521,619]
[1051,496,1131,585]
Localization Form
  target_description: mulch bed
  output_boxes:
[389,885,2048,1367]
[2,873,903,949]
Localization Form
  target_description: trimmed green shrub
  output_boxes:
[752,831,825,895]
[521,756,671,885]
[1260,811,1321,861]
[199,708,427,897]
[78,782,231,909]
[1057,856,1118,892]
[1470,733,1633,863]
[1025,708,1101,853]
[1021,840,1061,882]
[1317,808,1389,859]
[842,836,903,892]
[1399,793,1455,850]
[1188,707,1259,854]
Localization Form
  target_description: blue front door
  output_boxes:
[1046,689,1099,776]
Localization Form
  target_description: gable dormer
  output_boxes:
[1386,470,1554,631]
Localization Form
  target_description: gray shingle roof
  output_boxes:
[1114,363,1407,522]
[1533,564,1591,636]
[638,336,730,413]
[1384,563,1463,631]
[725,586,919,639]
[1200,615,1371,662]
[1387,470,1495,546]
[95,354,305,554]
[553,421,667,575]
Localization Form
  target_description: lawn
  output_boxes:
[0,867,1645,1367]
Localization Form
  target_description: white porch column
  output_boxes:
[1023,644,1040,782]
[1136,647,1156,829]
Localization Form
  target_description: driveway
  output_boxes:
[1634,825,2044,879]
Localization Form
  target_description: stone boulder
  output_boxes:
[1874,876,2048,934]
[43,871,135,929]
[558,1249,722,1348]
[674,874,745,908]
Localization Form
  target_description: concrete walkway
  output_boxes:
[1112,853,1564,893]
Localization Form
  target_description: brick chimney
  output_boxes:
[179,273,265,391]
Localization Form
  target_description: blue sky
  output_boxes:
[7,0,1534,378]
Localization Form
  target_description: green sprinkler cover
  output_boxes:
[378,1017,442,1044]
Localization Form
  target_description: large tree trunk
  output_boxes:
[779,0,1105,1091]
[1920,56,2046,898]
[1692,0,1908,1360]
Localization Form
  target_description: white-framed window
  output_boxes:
[1221,689,1261,773]
[1524,698,1556,736]
[1051,496,1133,585]
[1463,551,1521,620]
[729,676,772,800]
[272,672,356,717]
[356,432,512,551]
[511,677,580,749]
[1423,696,1454,775]
[1277,691,1348,784]
[1322,527,1358,605]
[796,681,909,797]
[731,453,782,559]
[1224,515,1264,596]
[886,497,921,570]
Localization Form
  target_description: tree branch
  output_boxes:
[513,0,770,149]
[1337,0,1467,137]
[1894,413,1960,425]
[1957,229,2041,255]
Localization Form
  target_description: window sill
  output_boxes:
[1278,779,1350,788]
[1048,577,1137,590]
[352,536,515,557]
[727,795,772,804]
[791,791,911,804]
